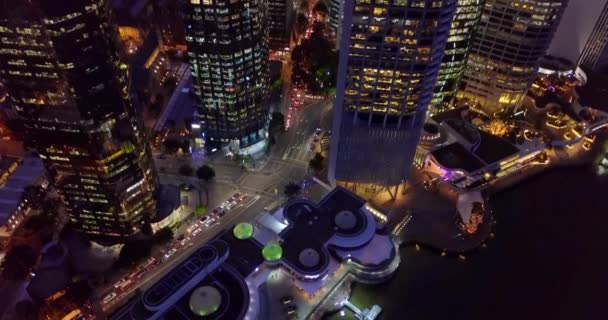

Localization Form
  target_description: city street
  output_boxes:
[99,191,275,315]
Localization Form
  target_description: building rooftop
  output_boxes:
[431,143,485,173]
[473,131,520,165]
[0,156,44,225]
[111,188,396,320]
[577,70,608,112]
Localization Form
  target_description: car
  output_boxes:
[239,194,247,201]
[285,305,297,315]
[315,127,322,135]
[164,248,177,259]
[179,183,194,191]
[217,210,227,218]
[200,215,210,224]
[180,237,190,246]
[177,234,185,241]
[204,217,216,227]
[192,228,202,236]
[280,296,293,305]
[102,292,117,304]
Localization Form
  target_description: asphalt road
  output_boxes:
[273,99,333,164]
[100,192,274,315]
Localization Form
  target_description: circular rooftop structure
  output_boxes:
[334,210,357,230]
[233,222,254,240]
[189,286,222,317]
[262,242,283,262]
[298,248,320,268]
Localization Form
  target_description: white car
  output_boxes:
[103,292,117,304]
[204,217,216,227]
[164,248,177,259]
[192,228,202,236]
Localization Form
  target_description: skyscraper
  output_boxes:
[548,0,608,68]
[460,0,568,114]
[0,0,158,241]
[268,0,295,51]
[185,0,270,152]
[577,1,608,72]
[328,0,457,197]
[430,0,484,114]
[328,0,344,47]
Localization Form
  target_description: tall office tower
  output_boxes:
[268,0,295,51]
[577,2,608,72]
[185,0,270,152]
[0,0,158,241]
[549,0,608,69]
[156,0,187,50]
[328,0,457,197]
[460,0,568,114]
[328,0,344,46]
[429,0,484,114]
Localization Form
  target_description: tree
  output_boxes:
[154,227,174,245]
[309,153,324,173]
[196,165,216,205]
[284,182,302,198]
[117,239,153,267]
[196,165,216,182]
[178,164,194,176]
[1,245,38,280]
[196,205,207,216]
[14,300,39,320]
[24,214,54,232]
[66,280,93,305]
[313,1,328,16]
[163,138,181,154]
[295,13,308,35]
[269,112,286,132]
[290,24,337,94]
[141,220,154,236]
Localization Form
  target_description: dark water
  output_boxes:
[349,165,608,320]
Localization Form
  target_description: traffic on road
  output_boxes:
[99,191,254,311]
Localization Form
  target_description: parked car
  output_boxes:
[164,248,177,259]
[280,296,293,305]
[102,292,117,304]
[204,217,216,227]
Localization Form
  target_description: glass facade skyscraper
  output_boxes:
[430,0,484,114]
[0,0,158,241]
[460,0,568,114]
[328,0,457,196]
[578,1,608,72]
[185,0,270,151]
[268,0,295,50]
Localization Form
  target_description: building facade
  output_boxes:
[268,0,295,51]
[328,0,457,197]
[328,0,344,47]
[460,0,568,114]
[548,0,608,68]
[577,1,608,73]
[0,0,158,241]
[185,0,270,151]
[430,0,484,114]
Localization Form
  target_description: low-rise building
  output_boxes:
[419,108,547,190]
[110,187,398,319]
[0,155,46,239]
